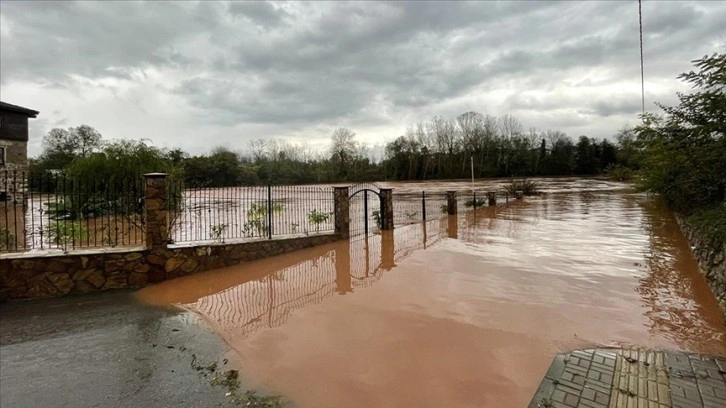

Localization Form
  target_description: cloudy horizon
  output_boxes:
[1,1,724,158]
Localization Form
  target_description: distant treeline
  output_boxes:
[27,116,637,189]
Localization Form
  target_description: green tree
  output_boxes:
[635,52,726,211]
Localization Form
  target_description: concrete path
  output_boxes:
[529,348,726,408]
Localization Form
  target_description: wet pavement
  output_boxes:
[529,348,726,408]
[0,291,236,408]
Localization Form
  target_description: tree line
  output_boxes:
[27,118,635,188]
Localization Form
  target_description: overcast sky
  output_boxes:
[1,1,724,158]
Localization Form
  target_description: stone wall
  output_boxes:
[0,234,343,300]
[678,216,726,312]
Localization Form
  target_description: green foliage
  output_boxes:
[635,52,726,212]
[440,203,449,213]
[307,209,331,232]
[504,178,540,196]
[605,164,634,182]
[47,221,90,247]
[0,228,15,251]
[43,194,111,220]
[243,202,284,237]
[687,205,726,250]
[65,139,176,181]
[210,224,228,243]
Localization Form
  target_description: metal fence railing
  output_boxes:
[168,183,335,245]
[1,170,144,254]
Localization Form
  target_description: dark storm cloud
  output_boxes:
[1,0,724,151]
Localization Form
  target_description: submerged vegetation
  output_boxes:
[504,179,540,196]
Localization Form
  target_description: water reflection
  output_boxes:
[138,218,450,339]
[637,198,726,353]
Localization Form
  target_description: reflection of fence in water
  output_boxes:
[182,218,450,338]
[188,251,338,337]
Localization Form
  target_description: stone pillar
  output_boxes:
[446,191,458,215]
[144,173,169,251]
[487,192,497,206]
[379,188,394,231]
[333,187,350,239]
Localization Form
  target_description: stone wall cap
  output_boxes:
[143,173,169,178]
[1,246,146,260]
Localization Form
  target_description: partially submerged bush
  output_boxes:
[504,179,539,196]
[464,197,487,208]
[605,164,634,182]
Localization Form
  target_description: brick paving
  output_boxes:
[528,349,726,408]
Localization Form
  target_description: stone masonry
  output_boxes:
[678,216,726,314]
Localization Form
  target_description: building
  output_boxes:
[1,101,39,203]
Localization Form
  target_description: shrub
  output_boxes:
[464,197,486,208]
[605,164,634,182]
[504,178,539,196]
[307,210,331,232]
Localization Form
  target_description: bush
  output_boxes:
[605,164,634,182]
[464,197,487,207]
[307,209,331,232]
[504,178,539,196]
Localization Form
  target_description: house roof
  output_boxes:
[0,101,39,118]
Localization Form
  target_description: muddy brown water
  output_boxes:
[136,179,726,408]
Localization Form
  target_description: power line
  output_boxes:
[639,0,645,116]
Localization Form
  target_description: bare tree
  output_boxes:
[248,138,268,161]
[329,127,357,178]
[498,114,523,139]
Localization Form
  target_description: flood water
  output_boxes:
[136,179,726,408]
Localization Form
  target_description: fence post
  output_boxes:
[421,191,427,221]
[267,185,273,239]
[487,192,497,206]
[473,191,477,209]
[333,187,350,239]
[380,188,394,230]
[446,191,457,215]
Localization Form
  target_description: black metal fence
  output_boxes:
[168,183,335,244]
[1,170,144,254]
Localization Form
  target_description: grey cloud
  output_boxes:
[227,1,290,27]
[2,0,724,150]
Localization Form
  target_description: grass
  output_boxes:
[504,178,540,196]
[687,204,726,249]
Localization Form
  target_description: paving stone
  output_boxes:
[530,348,726,408]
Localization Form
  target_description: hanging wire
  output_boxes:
[639,0,645,116]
